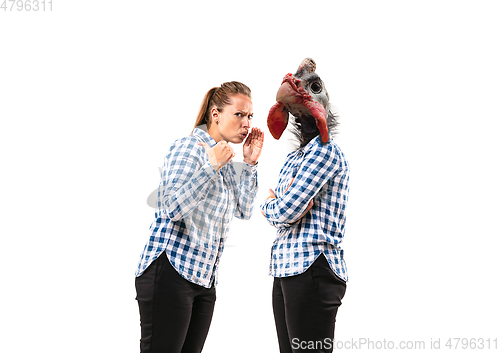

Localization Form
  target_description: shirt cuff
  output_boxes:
[242,161,258,174]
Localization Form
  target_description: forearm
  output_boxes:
[235,163,259,220]
[261,192,312,226]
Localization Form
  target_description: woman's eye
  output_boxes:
[235,112,252,119]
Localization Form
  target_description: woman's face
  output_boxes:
[210,94,253,144]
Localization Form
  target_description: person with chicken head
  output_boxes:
[261,58,350,353]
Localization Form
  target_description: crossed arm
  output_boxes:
[260,142,339,229]
[262,178,313,224]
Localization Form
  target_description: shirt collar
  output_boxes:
[192,124,217,147]
[299,132,333,154]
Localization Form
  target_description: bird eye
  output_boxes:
[310,82,322,94]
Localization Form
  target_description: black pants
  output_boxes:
[272,254,347,353]
[135,252,216,353]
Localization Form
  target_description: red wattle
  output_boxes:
[267,102,289,140]
[304,100,329,143]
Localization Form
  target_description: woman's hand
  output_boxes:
[243,128,264,165]
[199,141,235,171]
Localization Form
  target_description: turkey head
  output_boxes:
[267,58,337,147]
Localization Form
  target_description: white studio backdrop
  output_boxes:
[1,1,499,352]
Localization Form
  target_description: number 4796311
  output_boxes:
[445,338,498,350]
[1,0,53,11]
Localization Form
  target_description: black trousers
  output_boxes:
[135,252,216,353]
[272,254,347,353]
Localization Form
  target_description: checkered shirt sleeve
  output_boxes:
[135,128,258,288]
[260,135,350,281]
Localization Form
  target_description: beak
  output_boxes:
[276,81,302,104]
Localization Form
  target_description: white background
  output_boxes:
[1,1,499,352]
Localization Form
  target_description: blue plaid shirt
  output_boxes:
[260,134,350,281]
[135,126,258,288]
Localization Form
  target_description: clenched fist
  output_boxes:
[199,141,235,171]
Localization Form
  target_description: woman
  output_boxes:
[135,81,264,353]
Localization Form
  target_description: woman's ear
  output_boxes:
[211,107,220,124]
